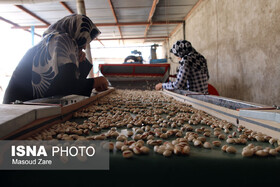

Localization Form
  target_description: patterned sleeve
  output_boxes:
[162,63,189,90]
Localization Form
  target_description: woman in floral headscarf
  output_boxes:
[155,40,209,93]
[4,14,108,104]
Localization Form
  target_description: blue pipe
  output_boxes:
[31,26,34,46]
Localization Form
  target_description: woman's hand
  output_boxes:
[93,77,109,92]
[78,50,86,63]
[155,83,162,90]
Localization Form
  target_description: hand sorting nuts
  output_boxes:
[27,90,280,159]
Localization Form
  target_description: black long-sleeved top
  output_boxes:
[3,47,94,104]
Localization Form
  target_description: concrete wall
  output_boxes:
[165,25,184,78]
[165,0,280,106]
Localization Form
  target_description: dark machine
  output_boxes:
[123,44,167,64]
[123,50,143,64]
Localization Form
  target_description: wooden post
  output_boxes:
[76,0,94,78]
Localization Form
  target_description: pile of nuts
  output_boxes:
[28,90,280,159]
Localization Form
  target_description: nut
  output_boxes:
[156,147,165,154]
[173,145,182,155]
[255,136,265,142]
[224,128,230,134]
[218,134,226,140]
[122,150,133,158]
[203,142,212,149]
[94,135,106,140]
[133,134,141,141]
[213,131,221,137]
[269,149,278,156]
[115,141,124,150]
[127,124,133,128]
[226,138,235,144]
[111,131,119,138]
[133,147,141,155]
[203,132,211,137]
[126,140,136,146]
[253,146,263,152]
[255,150,268,157]
[121,145,129,152]
[140,146,150,154]
[182,146,190,155]
[175,132,183,137]
[147,135,154,140]
[102,142,114,151]
[269,138,276,145]
[116,135,127,141]
[212,141,221,147]
[160,133,168,139]
[154,145,159,152]
[242,149,254,157]
[226,146,237,154]
[136,129,144,134]
[148,140,162,146]
[127,131,133,137]
[163,150,172,157]
[194,140,202,147]
[221,145,228,152]
[197,137,206,143]
[195,128,203,134]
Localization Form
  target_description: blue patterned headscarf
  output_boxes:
[170,40,209,78]
[31,14,101,98]
[170,40,195,58]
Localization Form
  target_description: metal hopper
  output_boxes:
[99,63,170,90]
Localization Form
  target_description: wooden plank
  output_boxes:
[239,109,280,123]
[169,0,203,38]
[107,0,123,41]
[162,90,280,139]
[0,104,60,139]
[12,21,183,29]
[1,114,61,140]
[61,88,114,115]
[2,88,115,140]
[99,36,168,41]
[183,0,203,20]
[239,117,280,139]
[60,1,74,14]
[144,0,159,39]
[163,90,239,124]
[0,16,41,37]
[14,5,50,26]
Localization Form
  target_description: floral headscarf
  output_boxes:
[32,14,101,98]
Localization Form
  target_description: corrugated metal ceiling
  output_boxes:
[0,0,199,46]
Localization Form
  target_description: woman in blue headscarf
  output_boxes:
[155,40,209,93]
[3,14,108,104]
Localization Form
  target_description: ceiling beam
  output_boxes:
[169,0,203,38]
[107,0,123,42]
[144,0,159,40]
[168,23,182,38]
[184,0,203,20]
[98,36,168,41]
[0,16,41,37]
[14,5,50,26]
[60,1,74,14]
[12,21,183,29]
[148,0,159,22]
[97,21,181,26]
